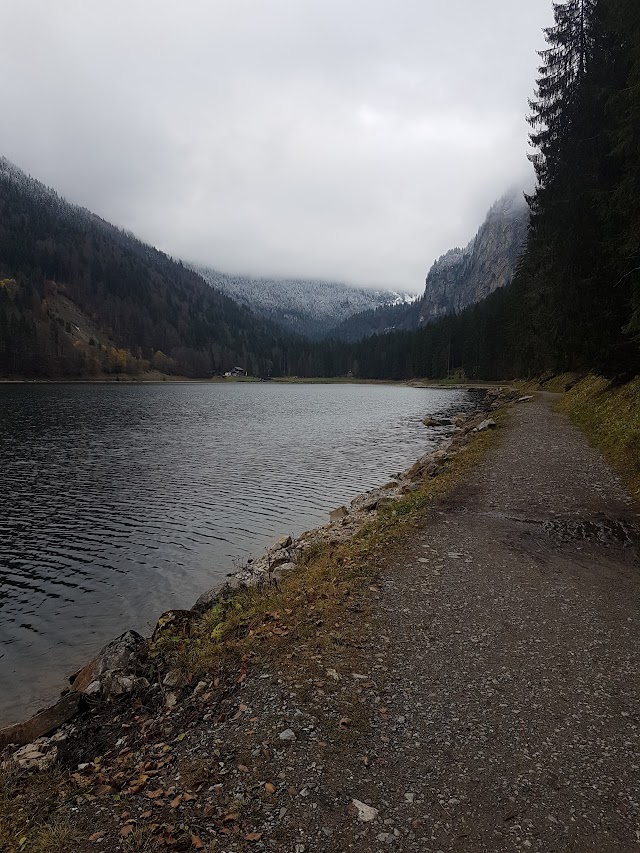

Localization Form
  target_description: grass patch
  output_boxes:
[0,763,78,853]
[556,375,640,503]
[28,820,78,853]
[515,372,585,394]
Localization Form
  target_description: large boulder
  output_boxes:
[266,551,294,571]
[192,582,227,614]
[70,630,149,700]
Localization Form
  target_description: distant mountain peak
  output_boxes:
[328,188,530,342]
[419,189,529,324]
[193,265,414,339]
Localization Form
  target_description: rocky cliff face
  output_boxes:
[418,190,529,325]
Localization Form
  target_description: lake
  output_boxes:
[0,382,477,725]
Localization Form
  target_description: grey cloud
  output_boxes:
[1,0,553,292]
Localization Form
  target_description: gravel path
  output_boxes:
[233,395,640,852]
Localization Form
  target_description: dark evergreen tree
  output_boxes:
[519,0,638,373]
[605,0,640,343]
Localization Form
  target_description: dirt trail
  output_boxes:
[263,394,640,851]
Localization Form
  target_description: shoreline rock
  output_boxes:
[69,630,149,699]
[0,693,82,752]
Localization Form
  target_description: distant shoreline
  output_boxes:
[0,374,506,388]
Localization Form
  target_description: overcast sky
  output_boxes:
[1,1,553,293]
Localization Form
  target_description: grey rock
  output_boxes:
[401,482,420,494]
[419,189,529,324]
[162,669,184,689]
[352,798,379,822]
[272,561,297,579]
[361,496,380,511]
[268,552,293,570]
[70,630,148,701]
[192,582,233,613]
[422,416,453,427]
[476,418,497,432]
[351,491,385,512]
[12,738,59,771]
[151,610,195,645]
[330,506,349,522]
[431,449,450,461]
[279,728,296,741]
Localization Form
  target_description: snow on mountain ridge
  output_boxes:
[194,265,414,339]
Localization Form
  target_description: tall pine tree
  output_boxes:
[605,0,640,345]
[520,0,632,372]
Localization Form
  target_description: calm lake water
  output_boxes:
[0,382,476,725]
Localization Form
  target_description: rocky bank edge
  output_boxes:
[0,388,516,762]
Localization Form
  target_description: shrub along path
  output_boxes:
[3,395,639,852]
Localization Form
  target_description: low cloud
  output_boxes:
[1,0,552,292]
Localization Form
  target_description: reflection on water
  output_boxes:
[0,382,475,724]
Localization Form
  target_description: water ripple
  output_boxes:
[0,382,478,724]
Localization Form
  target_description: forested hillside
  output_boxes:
[511,0,639,375]
[195,265,412,340]
[0,159,299,378]
[328,301,418,343]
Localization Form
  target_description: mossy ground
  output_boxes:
[555,375,640,503]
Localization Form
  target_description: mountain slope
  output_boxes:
[195,266,412,339]
[418,189,529,324]
[327,300,419,342]
[0,158,297,378]
[329,190,529,341]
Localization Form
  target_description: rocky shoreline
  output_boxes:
[0,387,523,772]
